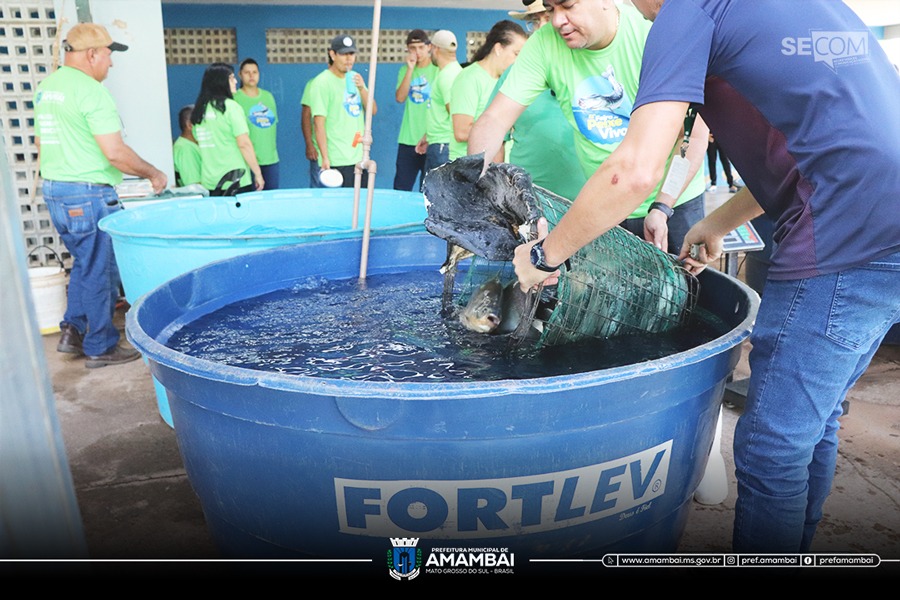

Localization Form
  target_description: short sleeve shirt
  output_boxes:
[233,87,279,166]
[449,62,498,160]
[634,0,900,279]
[172,136,202,187]
[502,5,705,218]
[193,98,251,190]
[396,62,439,145]
[34,66,123,186]
[306,68,365,167]
[425,61,462,145]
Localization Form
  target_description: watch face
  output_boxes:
[530,243,543,267]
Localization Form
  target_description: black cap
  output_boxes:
[406,29,430,45]
[330,34,357,54]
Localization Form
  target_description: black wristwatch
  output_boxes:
[649,201,675,219]
[530,240,560,272]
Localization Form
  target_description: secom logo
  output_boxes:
[782,30,870,71]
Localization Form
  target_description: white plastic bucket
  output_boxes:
[28,266,67,335]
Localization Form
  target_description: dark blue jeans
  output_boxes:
[43,180,123,356]
[259,162,279,190]
[393,143,426,191]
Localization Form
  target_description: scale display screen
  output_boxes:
[722,221,765,254]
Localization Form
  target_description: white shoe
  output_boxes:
[707,185,717,193]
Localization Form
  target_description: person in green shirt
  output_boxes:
[421,29,462,176]
[35,23,166,367]
[469,0,708,254]
[393,29,439,191]
[234,58,280,189]
[191,62,264,195]
[306,34,377,188]
[172,104,201,187]
[449,20,527,162]
[491,1,586,200]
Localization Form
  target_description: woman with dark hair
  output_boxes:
[234,57,280,189]
[191,62,264,195]
[448,20,527,161]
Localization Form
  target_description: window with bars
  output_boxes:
[164,28,238,65]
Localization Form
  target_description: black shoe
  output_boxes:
[57,323,84,355]
[85,344,141,369]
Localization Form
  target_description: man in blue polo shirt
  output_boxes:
[512,0,900,553]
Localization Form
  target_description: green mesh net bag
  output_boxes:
[424,155,699,349]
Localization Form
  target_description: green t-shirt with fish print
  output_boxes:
[500,4,705,217]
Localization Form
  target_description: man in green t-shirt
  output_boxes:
[421,29,462,177]
[493,1,586,200]
[34,23,166,368]
[234,58,280,189]
[469,0,709,254]
[172,104,201,187]
[306,34,377,188]
[393,29,439,191]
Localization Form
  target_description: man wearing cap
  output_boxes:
[511,0,900,553]
[393,29,438,191]
[34,23,167,368]
[420,30,462,176]
[305,34,376,188]
[469,0,709,254]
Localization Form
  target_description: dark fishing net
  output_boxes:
[425,156,700,349]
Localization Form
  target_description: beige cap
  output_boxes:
[431,30,458,51]
[63,23,128,52]
[509,1,547,20]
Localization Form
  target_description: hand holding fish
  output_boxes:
[514,217,560,292]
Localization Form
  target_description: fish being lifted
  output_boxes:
[459,277,542,337]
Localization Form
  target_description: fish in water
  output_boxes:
[459,278,543,337]
[459,279,504,333]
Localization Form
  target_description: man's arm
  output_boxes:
[677,187,765,274]
[314,114,330,169]
[513,101,691,290]
[94,131,167,193]
[301,104,317,161]
[467,92,526,163]
[355,73,377,116]
[642,113,710,252]
[395,60,414,103]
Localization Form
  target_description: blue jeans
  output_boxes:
[393,143,427,191]
[43,180,124,356]
[733,250,900,552]
[423,143,450,188]
[620,193,705,254]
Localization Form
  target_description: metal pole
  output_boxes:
[357,0,382,280]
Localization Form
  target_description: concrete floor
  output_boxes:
[26,187,900,580]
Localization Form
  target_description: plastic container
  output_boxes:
[126,233,758,564]
[100,188,427,426]
[27,266,67,335]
